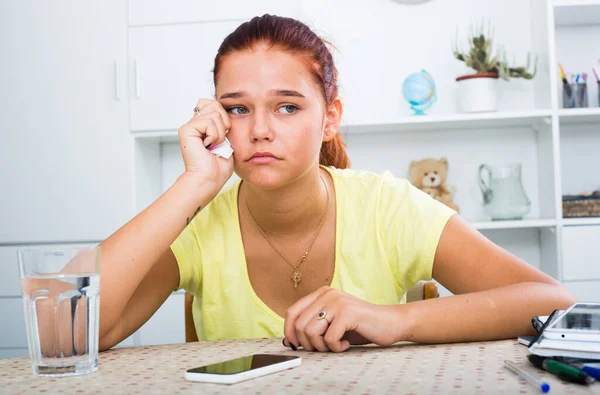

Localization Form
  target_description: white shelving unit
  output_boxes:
[550,0,600,301]
[554,0,600,26]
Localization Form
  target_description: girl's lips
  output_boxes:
[248,156,279,164]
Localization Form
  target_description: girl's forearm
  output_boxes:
[390,282,577,344]
[98,172,218,338]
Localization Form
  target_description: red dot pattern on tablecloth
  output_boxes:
[0,338,594,394]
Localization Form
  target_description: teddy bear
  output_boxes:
[409,157,460,212]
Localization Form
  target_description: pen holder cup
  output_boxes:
[562,82,588,108]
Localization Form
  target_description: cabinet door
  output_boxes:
[129,21,240,131]
[129,0,301,26]
[562,226,600,281]
[563,281,600,302]
[0,0,133,243]
[0,298,27,348]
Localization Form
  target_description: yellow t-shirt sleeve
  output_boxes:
[170,222,203,295]
[379,175,456,295]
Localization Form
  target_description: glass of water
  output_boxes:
[17,246,100,377]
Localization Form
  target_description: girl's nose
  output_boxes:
[249,110,273,141]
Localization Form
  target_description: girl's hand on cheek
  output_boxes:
[178,99,234,190]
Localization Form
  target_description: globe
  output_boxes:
[402,70,437,115]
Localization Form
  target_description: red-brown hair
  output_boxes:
[213,14,350,169]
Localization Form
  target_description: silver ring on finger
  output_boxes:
[317,310,327,320]
[193,106,202,117]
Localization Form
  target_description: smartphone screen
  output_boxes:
[186,354,300,375]
[549,303,600,331]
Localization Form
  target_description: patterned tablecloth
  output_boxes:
[0,338,597,394]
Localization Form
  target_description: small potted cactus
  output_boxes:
[452,21,537,113]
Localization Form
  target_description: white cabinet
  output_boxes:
[564,281,600,302]
[128,21,240,132]
[127,1,302,132]
[0,0,133,244]
[128,0,301,27]
[0,0,134,359]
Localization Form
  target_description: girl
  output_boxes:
[98,14,576,353]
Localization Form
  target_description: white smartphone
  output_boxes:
[543,302,600,341]
[184,354,302,385]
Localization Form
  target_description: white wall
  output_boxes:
[300,0,539,126]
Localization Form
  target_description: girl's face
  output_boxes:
[215,47,339,188]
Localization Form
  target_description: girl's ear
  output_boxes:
[323,98,343,142]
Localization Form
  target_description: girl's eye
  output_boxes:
[228,106,248,115]
[278,104,298,114]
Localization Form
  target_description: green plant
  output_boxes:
[452,21,537,80]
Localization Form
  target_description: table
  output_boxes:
[0,338,597,394]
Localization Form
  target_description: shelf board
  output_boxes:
[558,108,600,125]
[342,110,552,134]
[554,0,600,26]
[471,219,557,230]
[562,217,600,226]
[132,110,553,141]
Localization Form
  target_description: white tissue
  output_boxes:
[209,137,234,159]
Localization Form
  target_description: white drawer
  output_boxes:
[129,0,300,26]
[563,281,600,302]
[0,348,28,359]
[138,293,184,346]
[562,225,600,281]
[0,243,98,297]
[0,246,22,296]
[0,296,134,351]
[0,298,27,348]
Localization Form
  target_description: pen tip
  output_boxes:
[541,383,550,393]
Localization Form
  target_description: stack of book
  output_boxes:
[527,308,600,361]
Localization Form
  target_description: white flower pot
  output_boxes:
[456,74,499,113]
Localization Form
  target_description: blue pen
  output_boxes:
[560,360,600,381]
[555,357,600,380]
[575,73,580,83]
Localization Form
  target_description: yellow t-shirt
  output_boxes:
[170,166,455,341]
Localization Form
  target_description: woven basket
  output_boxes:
[562,194,600,218]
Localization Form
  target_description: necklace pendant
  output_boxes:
[292,269,302,289]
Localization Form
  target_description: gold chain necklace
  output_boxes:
[245,176,329,289]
